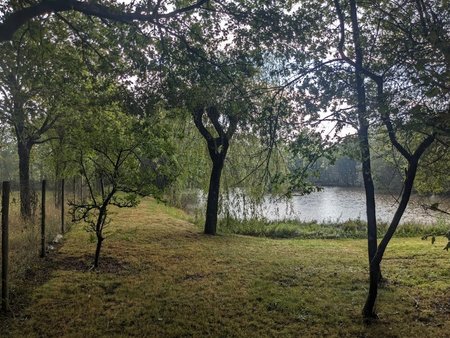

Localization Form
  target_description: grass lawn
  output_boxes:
[1,198,449,337]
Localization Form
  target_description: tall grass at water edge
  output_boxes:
[174,189,450,239]
[217,217,450,239]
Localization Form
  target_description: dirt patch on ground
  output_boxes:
[51,253,131,274]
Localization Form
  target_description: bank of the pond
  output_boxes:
[216,218,450,240]
[2,198,449,337]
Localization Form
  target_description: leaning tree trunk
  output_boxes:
[18,141,32,219]
[363,135,435,318]
[363,160,419,317]
[204,155,226,235]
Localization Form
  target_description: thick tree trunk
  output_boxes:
[18,141,32,219]
[204,156,225,235]
[203,130,229,236]
[192,106,236,236]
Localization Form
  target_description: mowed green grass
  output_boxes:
[2,198,449,337]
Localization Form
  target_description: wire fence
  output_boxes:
[0,177,85,313]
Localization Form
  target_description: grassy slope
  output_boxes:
[3,199,449,337]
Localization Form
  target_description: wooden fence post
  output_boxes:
[41,180,46,258]
[2,181,10,313]
[61,179,65,234]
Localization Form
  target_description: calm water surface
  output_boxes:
[220,187,450,224]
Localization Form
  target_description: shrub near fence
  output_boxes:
[0,178,78,313]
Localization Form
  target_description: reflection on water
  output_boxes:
[220,187,450,224]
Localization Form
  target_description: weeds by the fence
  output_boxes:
[1,181,73,314]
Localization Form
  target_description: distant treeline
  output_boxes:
[309,156,405,193]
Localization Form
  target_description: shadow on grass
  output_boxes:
[0,242,129,325]
[0,241,64,322]
[52,253,130,274]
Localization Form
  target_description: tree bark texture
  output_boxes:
[204,154,226,235]
[18,141,32,219]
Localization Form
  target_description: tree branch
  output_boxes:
[0,0,209,42]
[192,107,213,142]
[206,106,226,139]
[333,0,383,82]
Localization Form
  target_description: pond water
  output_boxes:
[215,187,450,224]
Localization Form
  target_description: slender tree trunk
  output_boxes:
[204,156,225,235]
[18,141,32,219]
[93,235,103,269]
[363,136,434,318]
[363,163,418,318]
[357,126,379,271]
[93,206,106,269]
[348,0,380,279]
[92,190,115,268]
[93,208,106,269]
